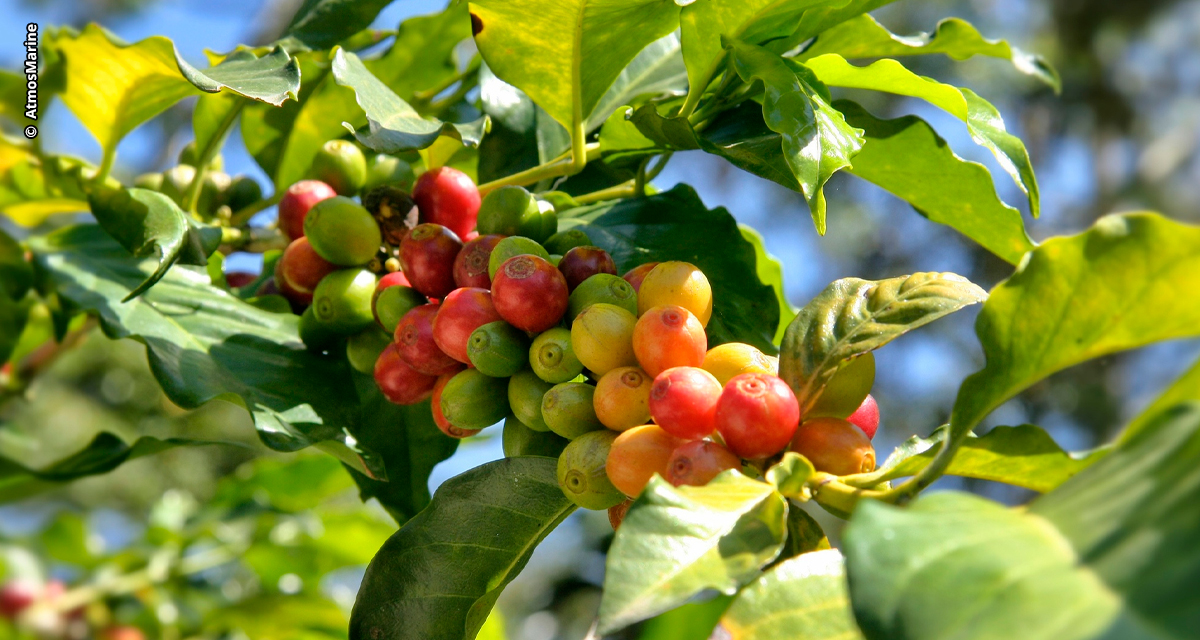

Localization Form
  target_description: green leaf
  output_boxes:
[210,455,354,513]
[778,506,830,561]
[598,473,787,634]
[0,70,35,127]
[837,100,1035,265]
[282,0,395,50]
[765,0,897,54]
[948,213,1200,457]
[87,187,220,301]
[586,33,687,133]
[740,224,797,346]
[468,0,680,131]
[0,227,31,301]
[844,403,1200,640]
[0,292,32,364]
[1123,356,1200,443]
[27,224,382,476]
[778,273,987,414]
[0,432,228,504]
[206,594,348,639]
[477,66,567,183]
[728,43,864,234]
[565,185,781,351]
[716,549,862,640]
[332,48,489,154]
[873,424,1101,493]
[350,457,575,640]
[1,142,93,227]
[799,15,1060,91]
[193,92,243,167]
[239,51,331,189]
[177,46,301,106]
[803,53,1040,216]
[637,595,733,640]
[766,452,814,499]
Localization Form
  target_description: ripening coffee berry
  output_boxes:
[311,269,377,334]
[789,417,876,476]
[571,303,638,376]
[363,153,414,193]
[542,382,604,439]
[847,394,880,439]
[275,237,338,306]
[543,228,591,255]
[311,139,368,196]
[594,366,653,431]
[453,234,504,289]
[558,246,616,291]
[633,305,707,377]
[702,343,775,387]
[637,261,713,326]
[395,304,461,376]
[567,273,637,321]
[197,171,231,214]
[508,369,554,432]
[440,368,510,430]
[413,166,481,239]
[492,255,569,333]
[279,180,337,240]
[622,262,660,293]
[467,321,530,377]
[606,424,685,498]
[608,499,632,530]
[304,196,383,266]
[375,343,439,405]
[346,327,393,374]
[809,353,875,419]
[503,415,569,458]
[159,164,196,206]
[715,373,800,459]
[558,429,625,510]
[487,236,552,280]
[649,367,723,440]
[665,440,741,487]
[299,307,343,354]
[399,223,463,298]
[133,172,163,191]
[525,199,558,243]
[224,271,257,289]
[529,327,583,383]
[476,185,539,236]
[430,373,479,438]
[372,280,425,335]
[433,287,503,364]
[225,175,263,212]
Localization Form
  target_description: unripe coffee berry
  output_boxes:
[508,369,554,432]
[594,366,652,431]
[395,304,461,376]
[467,321,530,377]
[571,303,638,376]
[312,268,377,333]
[633,305,707,377]
[606,424,684,498]
[715,373,800,459]
[789,417,876,475]
[543,228,591,255]
[666,440,741,487]
[363,153,414,193]
[310,139,368,196]
[431,373,479,439]
[453,234,504,289]
[503,415,568,458]
[568,273,637,321]
[375,343,438,405]
[529,327,583,383]
[492,255,569,333]
[637,261,713,326]
[373,280,425,335]
[558,246,616,291]
[440,368,510,431]
[487,236,551,280]
[542,382,604,440]
[346,327,392,374]
[476,185,539,236]
[433,287,503,364]
[304,196,382,266]
[649,367,722,440]
[399,223,463,299]
[557,429,625,510]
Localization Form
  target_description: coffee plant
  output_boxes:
[2,1,1198,639]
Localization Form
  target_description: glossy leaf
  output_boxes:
[193,92,243,167]
[949,213,1200,454]
[598,473,787,634]
[564,185,781,351]
[1122,356,1200,442]
[800,15,1060,90]
[779,273,987,414]
[468,0,680,131]
[1,143,92,227]
[28,224,381,476]
[332,49,488,154]
[178,46,301,106]
[0,291,30,364]
[739,224,796,347]
[873,424,1101,493]
[637,595,733,640]
[350,457,575,640]
[803,53,1040,216]
[716,549,861,640]
[845,403,1200,640]
[586,33,687,133]
[729,43,864,233]
[837,100,1035,265]
[477,65,567,182]
[778,506,830,561]
[282,0,395,50]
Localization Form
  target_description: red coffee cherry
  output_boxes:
[431,373,480,439]
[433,287,503,364]
[374,343,439,405]
[275,236,338,306]
[394,303,461,376]
[224,271,257,288]
[789,417,876,476]
[492,255,569,333]
[666,440,741,487]
[648,367,723,440]
[399,223,463,299]
[715,373,800,459]
[633,305,707,377]
[848,394,880,439]
[622,262,660,293]
[453,234,504,289]
[558,246,616,291]
[412,167,481,239]
[278,179,336,240]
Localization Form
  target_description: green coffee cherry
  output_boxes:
[133,172,163,191]
[197,171,232,214]
[363,153,415,193]
[159,164,196,206]
[567,273,637,320]
[508,369,554,432]
[544,229,591,255]
[312,268,376,333]
[178,141,224,172]
[346,326,393,374]
[440,368,510,430]
[468,321,531,378]
[225,175,263,212]
[304,196,382,266]
[487,236,551,279]
[557,429,624,510]
[311,139,368,196]
[549,254,562,267]
[503,415,569,458]
[529,327,583,384]
[542,382,603,439]
[477,186,540,236]
[374,285,425,335]
[299,306,344,354]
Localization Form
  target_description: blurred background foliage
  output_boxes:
[1,0,1198,638]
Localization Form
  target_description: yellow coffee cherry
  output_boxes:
[594,366,653,431]
[637,261,713,326]
[702,342,775,387]
[571,303,638,376]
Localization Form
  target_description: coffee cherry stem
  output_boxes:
[806,472,886,517]
[181,101,247,214]
[477,143,601,196]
